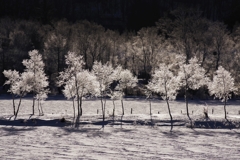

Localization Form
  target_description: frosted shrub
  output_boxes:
[92,61,116,124]
[3,70,33,119]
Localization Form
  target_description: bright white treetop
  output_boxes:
[3,70,33,97]
[58,52,99,99]
[22,50,49,97]
[178,56,208,90]
[92,61,116,93]
[117,69,138,93]
[208,66,236,102]
[148,64,180,100]
[22,50,44,72]
[58,51,85,86]
[62,70,100,99]
[3,70,20,94]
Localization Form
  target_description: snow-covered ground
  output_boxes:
[0,96,240,159]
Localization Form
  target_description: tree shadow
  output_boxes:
[193,119,240,129]
[1,126,37,136]
[0,118,71,127]
[60,126,111,137]
[161,130,186,138]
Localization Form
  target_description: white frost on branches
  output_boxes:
[3,70,32,97]
[147,63,180,101]
[23,50,49,99]
[208,66,236,102]
[62,70,99,99]
[58,51,99,119]
[92,61,116,94]
[178,56,208,90]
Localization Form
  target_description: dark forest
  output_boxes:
[1,0,240,31]
[1,0,240,97]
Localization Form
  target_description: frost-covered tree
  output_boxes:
[62,71,99,124]
[58,52,99,123]
[108,68,137,126]
[3,70,33,119]
[117,69,138,116]
[208,66,236,119]
[107,66,123,121]
[92,61,116,124]
[3,70,20,115]
[22,50,49,115]
[178,56,208,120]
[108,90,122,122]
[147,63,180,128]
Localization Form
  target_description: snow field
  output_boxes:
[0,98,240,159]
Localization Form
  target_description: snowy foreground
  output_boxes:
[0,96,240,159]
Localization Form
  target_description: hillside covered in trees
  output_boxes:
[1,1,240,98]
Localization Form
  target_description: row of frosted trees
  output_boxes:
[3,50,235,126]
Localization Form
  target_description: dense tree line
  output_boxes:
[1,8,240,98]
[0,0,240,31]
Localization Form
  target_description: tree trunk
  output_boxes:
[80,96,82,116]
[185,87,191,121]
[149,99,152,116]
[40,101,44,116]
[38,99,41,115]
[121,98,124,128]
[224,98,227,119]
[14,96,23,120]
[101,96,105,123]
[166,99,173,122]
[75,94,81,128]
[77,94,80,117]
[72,98,75,120]
[12,94,16,115]
[121,99,124,115]
[72,98,75,126]
[149,99,152,122]
[32,97,35,115]
[166,99,173,131]
[112,100,115,122]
